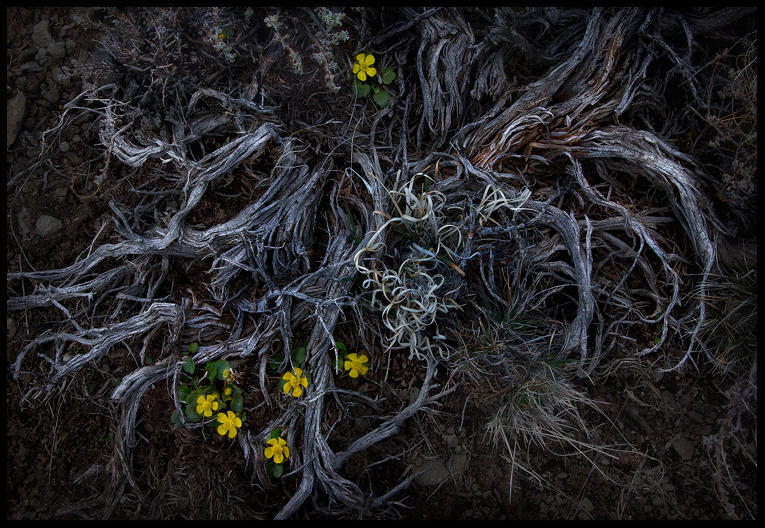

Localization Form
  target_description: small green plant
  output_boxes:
[171,342,246,438]
[276,341,311,397]
[264,427,290,478]
[352,52,396,108]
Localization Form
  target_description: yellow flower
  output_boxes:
[196,394,219,418]
[352,53,376,81]
[264,437,290,464]
[344,353,369,378]
[223,368,236,384]
[282,367,308,398]
[224,386,233,397]
[216,410,242,439]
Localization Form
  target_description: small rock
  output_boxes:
[449,452,468,475]
[71,134,81,144]
[47,41,66,60]
[59,141,70,153]
[19,61,42,73]
[41,84,59,104]
[670,434,695,461]
[32,19,53,48]
[414,458,449,487]
[444,433,458,449]
[7,92,27,148]
[35,214,63,238]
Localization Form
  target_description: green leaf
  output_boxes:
[231,394,243,413]
[373,88,392,108]
[182,356,195,374]
[184,404,200,423]
[177,384,191,400]
[381,66,396,85]
[188,342,199,354]
[268,462,284,478]
[335,340,347,353]
[171,410,183,428]
[206,360,230,380]
[292,345,306,366]
[353,78,371,98]
[269,427,283,439]
[267,355,283,374]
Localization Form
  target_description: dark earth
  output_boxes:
[5,7,757,520]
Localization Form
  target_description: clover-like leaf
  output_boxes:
[373,88,392,108]
[231,394,243,413]
[292,345,306,365]
[184,403,201,423]
[177,384,191,401]
[188,342,199,354]
[182,356,195,374]
[171,409,183,428]
[381,66,396,85]
[268,462,284,478]
[354,78,371,98]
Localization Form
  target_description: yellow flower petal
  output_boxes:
[357,71,367,82]
[292,386,303,397]
[366,66,376,77]
[283,446,290,459]
[217,424,228,436]
[359,354,369,363]
[197,395,206,405]
[364,54,375,66]
[234,416,242,428]
[356,53,365,63]
[228,427,237,439]
[274,451,284,464]
[217,412,226,423]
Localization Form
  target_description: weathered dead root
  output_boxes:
[7,6,755,519]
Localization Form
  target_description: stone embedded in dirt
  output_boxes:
[31,19,53,48]
[48,41,66,59]
[7,92,27,148]
[35,214,63,238]
[414,453,469,487]
[670,434,695,461]
[414,458,449,487]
